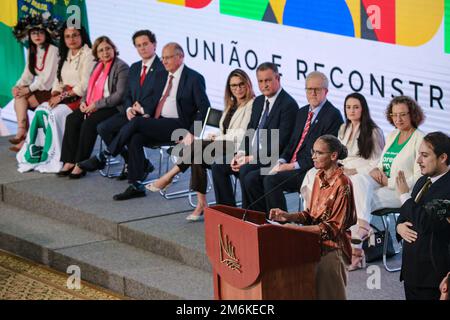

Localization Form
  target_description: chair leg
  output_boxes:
[380,214,401,272]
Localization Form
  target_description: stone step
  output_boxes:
[0,203,213,299]
[2,173,214,271]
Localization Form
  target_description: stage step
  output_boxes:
[0,203,212,299]
[2,174,212,272]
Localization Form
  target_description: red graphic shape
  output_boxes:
[362,0,396,44]
[186,0,213,9]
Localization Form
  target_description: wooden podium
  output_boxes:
[204,205,321,300]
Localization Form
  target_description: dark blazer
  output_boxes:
[151,64,210,133]
[81,57,129,111]
[280,100,343,170]
[243,89,299,157]
[122,56,166,114]
[397,171,450,288]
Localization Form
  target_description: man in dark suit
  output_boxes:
[108,42,210,200]
[245,71,343,213]
[396,131,450,300]
[80,30,166,179]
[211,62,298,208]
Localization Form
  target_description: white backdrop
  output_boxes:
[87,0,450,135]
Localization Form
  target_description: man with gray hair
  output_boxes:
[245,71,343,213]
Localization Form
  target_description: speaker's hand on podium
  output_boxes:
[269,208,290,222]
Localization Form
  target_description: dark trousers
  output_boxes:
[243,168,306,213]
[177,139,235,194]
[404,284,440,300]
[97,112,129,161]
[211,162,263,208]
[108,116,184,183]
[61,107,118,164]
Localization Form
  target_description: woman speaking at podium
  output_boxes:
[269,135,356,300]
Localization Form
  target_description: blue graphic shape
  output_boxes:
[283,0,355,37]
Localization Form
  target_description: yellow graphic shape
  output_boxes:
[0,0,18,27]
[158,0,185,6]
[269,0,286,24]
[345,0,360,38]
[396,0,444,46]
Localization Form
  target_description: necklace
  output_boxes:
[34,45,49,72]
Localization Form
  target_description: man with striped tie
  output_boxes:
[246,71,343,213]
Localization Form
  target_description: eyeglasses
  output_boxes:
[390,112,409,118]
[161,54,178,61]
[30,30,45,36]
[305,87,324,94]
[64,33,81,40]
[311,149,332,157]
[229,82,246,90]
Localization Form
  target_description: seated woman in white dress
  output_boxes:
[9,14,61,152]
[301,93,385,270]
[17,22,95,173]
[146,69,255,221]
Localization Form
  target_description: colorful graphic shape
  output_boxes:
[158,0,450,53]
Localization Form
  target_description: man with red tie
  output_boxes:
[80,30,165,180]
[105,42,210,200]
[245,71,343,213]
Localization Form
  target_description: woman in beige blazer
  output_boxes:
[147,69,255,220]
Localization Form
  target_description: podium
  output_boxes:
[205,205,321,300]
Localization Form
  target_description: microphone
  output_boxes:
[242,168,304,222]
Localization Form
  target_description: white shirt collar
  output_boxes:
[169,63,184,79]
[142,55,156,71]
[430,168,449,184]
[265,87,282,109]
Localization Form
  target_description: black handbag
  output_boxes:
[362,224,396,263]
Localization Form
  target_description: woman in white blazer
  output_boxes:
[147,69,255,220]
[366,96,425,211]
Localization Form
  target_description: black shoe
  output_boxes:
[79,152,107,172]
[139,159,155,182]
[113,185,146,201]
[56,169,73,177]
[116,164,128,181]
[68,170,86,179]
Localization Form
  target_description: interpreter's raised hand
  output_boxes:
[396,222,417,243]
[395,170,409,194]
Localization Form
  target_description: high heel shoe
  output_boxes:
[186,213,204,222]
[348,248,367,271]
[351,225,374,245]
[68,170,86,179]
[145,180,172,192]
